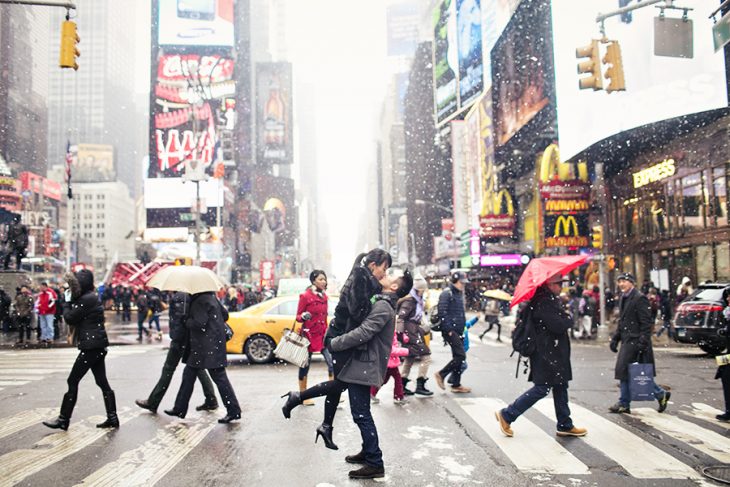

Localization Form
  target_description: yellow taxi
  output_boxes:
[226,295,337,363]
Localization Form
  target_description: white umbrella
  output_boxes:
[147,265,226,294]
[483,289,513,302]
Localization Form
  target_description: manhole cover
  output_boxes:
[702,466,730,484]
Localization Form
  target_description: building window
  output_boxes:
[696,245,714,284]
[680,172,706,232]
[717,242,730,281]
[712,166,727,227]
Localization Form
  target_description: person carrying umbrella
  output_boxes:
[496,255,589,438]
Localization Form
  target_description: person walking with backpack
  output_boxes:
[495,273,587,438]
[135,288,150,341]
[433,272,471,394]
[608,273,671,414]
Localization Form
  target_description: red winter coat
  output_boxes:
[37,288,57,315]
[296,288,328,352]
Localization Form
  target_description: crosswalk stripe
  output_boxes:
[0,408,58,440]
[0,375,50,381]
[467,333,508,348]
[534,402,701,479]
[631,407,730,463]
[0,408,140,487]
[455,397,589,475]
[0,369,63,374]
[0,380,30,386]
[680,402,726,425]
[75,418,217,487]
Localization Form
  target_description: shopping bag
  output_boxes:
[628,361,655,401]
[715,353,730,367]
[274,325,310,368]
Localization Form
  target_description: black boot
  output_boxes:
[43,392,76,431]
[315,423,338,450]
[402,378,415,396]
[415,377,434,396]
[281,391,302,419]
[345,450,366,464]
[348,464,385,479]
[96,390,119,428]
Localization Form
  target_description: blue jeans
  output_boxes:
[39,314,54,341]
[619,380,666,407]
[502,383,574,431]
[148,314,161,332]
[348,383,383,468]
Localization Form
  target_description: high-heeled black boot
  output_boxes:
[43,392,76,431]
[281,391,302,419]
[97,390,119,428]
[315,423,338,450]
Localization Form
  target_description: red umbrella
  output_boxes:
[510,254,589,308]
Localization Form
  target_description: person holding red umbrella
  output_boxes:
[495,271,587,438]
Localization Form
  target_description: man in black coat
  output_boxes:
[609,273,670,414]
[434,272,471,393]
[715,286,730,422]
[135,291,218,414]
[496,273,587,438]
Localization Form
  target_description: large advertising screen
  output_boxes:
[480,0,521,91]
[491,0,553,147]
[456,0,483,108]
[256,63,293,166]
[386,1,420,57]
[252,173,296,248]
[552,0,728,160]
[158,0,234,47]
[433,0,459,124]
[149,53,236,178]
[76,144,115,182]
[144,178,223,229]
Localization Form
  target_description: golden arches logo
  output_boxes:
[538,144,589,184]
[492,189,514,216]
[554,215,579,237]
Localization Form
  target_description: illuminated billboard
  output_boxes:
[480,0,521,90]
[149,53,236,178]
[144,177,223,229]
[255,63,293,166]
[433,0,458,124]
[551,0,728,160]
[76,144,115,182]
[158,0,234,47]
[456,0,483,108]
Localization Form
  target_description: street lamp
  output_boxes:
[414,199,452,213]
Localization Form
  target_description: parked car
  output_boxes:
[226,294,337,363]
[671,282,729,355]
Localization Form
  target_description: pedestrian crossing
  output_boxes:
[0,348,147,391]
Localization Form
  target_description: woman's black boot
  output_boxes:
[281,391,302,419]
[43,392,76,431]
[315,423,338,450]
[96,390,119,428]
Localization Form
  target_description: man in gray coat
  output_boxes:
[330,268,412,480]
[609,273,671,414]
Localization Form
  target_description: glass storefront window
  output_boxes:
[680,172,706,232]
[696,245,714,284]
[713,167,728,227]
[717,242,730,282]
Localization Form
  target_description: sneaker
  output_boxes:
[450,385,472,394]
[716,412,730,422]
[348,464,385,479]
[393,397,408,406]
[434,372,445,390]
[557,426,587,437]
[657,391,671,413]
[370,395,380,404]
[608,403,631,414]
[495,410,513,437]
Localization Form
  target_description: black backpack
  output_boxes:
[511,306,536,358]
[429,306,441,332]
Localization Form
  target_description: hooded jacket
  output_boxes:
[63,270,108,350]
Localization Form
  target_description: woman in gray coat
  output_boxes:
[329,269,412,480]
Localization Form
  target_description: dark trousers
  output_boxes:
[174,365,240,416]
[438,331,466,387]
[502,383,574,431]
[147,341,216,409]
[348,383,384,468]
[121,306,131,322]
[720,366,730,413]
[298,348,334,380]
[137,314,148,338]
[67,348,112,398]
[17,316,31,341]
[299,350,349,425]
[3,249,23,270]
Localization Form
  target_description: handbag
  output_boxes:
[224,322,233,342]
[274,321,310,368]
[628,360,656,401]
[715,353,730,367]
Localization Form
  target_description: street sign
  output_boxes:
[713,10,730,52]
[180,213,194,222]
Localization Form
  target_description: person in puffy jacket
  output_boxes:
[369,331,409,404]
[43,270,118,431]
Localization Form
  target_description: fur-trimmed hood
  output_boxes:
[64,272,83,301]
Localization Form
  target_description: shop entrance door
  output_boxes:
[671,247,694,294]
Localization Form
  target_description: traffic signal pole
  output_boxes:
[595,162,608,333]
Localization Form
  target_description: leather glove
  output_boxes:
[301,311,312,321]
[609,337,619,353]
[637,336,649,352]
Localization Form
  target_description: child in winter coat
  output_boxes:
[370,331,410,405]
[448,316,478,386]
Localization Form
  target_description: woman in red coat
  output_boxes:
[295,270,333,405]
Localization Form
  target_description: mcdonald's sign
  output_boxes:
[544,214,589,248]
[480,188,515,238]
[537,144,591,200]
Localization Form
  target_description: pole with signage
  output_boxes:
[595,162,607,334]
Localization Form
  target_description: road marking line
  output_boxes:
[0,408,140,487]
[455,397,589,475]
[74,418,217,487]
[679,403,726,426]
[631,408,730,463]
[0,408,58,440]
[534,402,701,479]
[467,333,508,348]
[0,380,30,386]
[0,369,62,374]
[0,375,48,381]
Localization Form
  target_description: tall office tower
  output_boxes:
[46,0,138,194]
[0,4,50,175]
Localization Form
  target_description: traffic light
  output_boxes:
[174,257,192,266]
[576,40,602,90]
[592,225,603,249]
[59,20,80,70]
[602,41,625,92]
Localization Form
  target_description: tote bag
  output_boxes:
[628,361,656,401]
[274,323,310,368]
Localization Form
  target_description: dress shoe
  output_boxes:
[716,412,730,422]
[315,423,338,450]
[135,399,157,414]
[450,385,472,393]
[217,412,241,424]
[195,400,219,411]
[557,426,587,437]
[345,450,367,464]
[434,372,445,390]
[164,409,185,419]
[608,403,631,414]
[42,416,69,431]
[657,391,671,413]
[495,410,513,437]
[348,464,385,479]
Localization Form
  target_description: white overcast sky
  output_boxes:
[135,0,390,278]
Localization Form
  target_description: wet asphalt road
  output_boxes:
[0,313,727,487]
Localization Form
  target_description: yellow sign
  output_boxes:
[632,158,676,188]
[538,144,589,184]
[492,188,514,216]
[546,215,589,247]
[544,199,590,213]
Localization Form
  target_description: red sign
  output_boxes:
[479,215,515,238]
[539,179,591,200]
[19,172,62,201]
[260,260,275,281]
